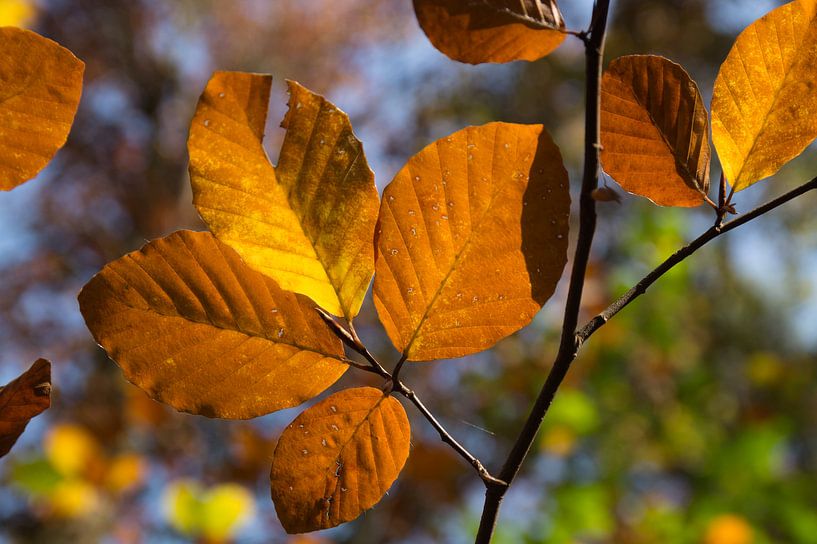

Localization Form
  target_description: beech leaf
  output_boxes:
[374,122,570,361]
[413,0,566,64]
[188,72,379,320]
[600,55,710,207]
[78,230,347,419]
[270,387,410,533]
[0,27,83,190]
[0,358,51,458]
[711,0,817,191]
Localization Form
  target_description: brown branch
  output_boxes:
[474,1,611,542]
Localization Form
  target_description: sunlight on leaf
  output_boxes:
[600,55,710,207]
[78,230,347,419]
[414,0,566,64]
[164,480,255,541]
[711,0,817,191]
[270,387,410,534]
[0,27,83,190]
[44,423,99,477]
[0,0,35,27]
[189,72,378,319]
[0,358,51,458]
[374,122,570,361]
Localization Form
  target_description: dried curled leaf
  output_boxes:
[600,55,710,207]
[0,358,51,458]
[270,387,410,533]
[78,230,347,419]
[374,122,570,361]
[189,72,378,319]
[414,0,566,64]
[711,0,817,191]
[0,27,83,190]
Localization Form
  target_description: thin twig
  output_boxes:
[474,2,611,542]
[577,175,817,344]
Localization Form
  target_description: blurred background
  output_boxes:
[1,0,816,542]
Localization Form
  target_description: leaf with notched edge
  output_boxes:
[78,230,347,420]
[270,387,410,533]
[413,0,566,64]
[374,122,570,361]
[188,72,378,320]
[0,27,83,190]
[0,359,51,458]
[600,55,710,207]
[711,0,817,191]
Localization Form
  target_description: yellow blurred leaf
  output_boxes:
[704,514,755,544]
[600,55,710,207]
[540,425,577,457]
[164,480,201,536]
[0,358,50,458]
[49,479,100,518]
[270,387,410,533]
[373,122,569,361]
[201,483,256,541]
[711,0,817,191]
[414,0,566,64]
[0,27,83,190]
[78,230,347,419]
[0,0,35,27]
[44,423,99,477]
[105,453,147,494]
[189,72,378,319]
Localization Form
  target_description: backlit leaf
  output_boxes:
[270,387,410,533]
[374,122,570,361]
[711,0,817,191]
[78,230,346,419]
[413,0,566,64]
[0,358,51,458]
[600,55,710,207]
[0,27,83,190]
[189,72,378,319]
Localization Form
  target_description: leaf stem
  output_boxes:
[475,1,611,541]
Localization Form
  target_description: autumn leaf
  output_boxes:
[374,122,570,361]
[711,0,817,191]
[413,0,566,64]
[0,358,51,458]
[270,387,410,533]
[600,55,710,207]
[0,27,83,190]
[188,71,378,320]
[78,230,347,419]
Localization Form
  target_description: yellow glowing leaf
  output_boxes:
[49,479,100,519]
[189,72,378,319]
[105,453,147,494]
[270,387,410,533]
[0,0,36,27]
[44,423,99,477]
[0,358,50,458]
[78,230,347,419]
[0,27,83,190]
[600,55,710,207]
[201,484,256,540]
[414,0,566,64]
[704,514,754,544]
[373,122,570,361]
[711,0,817,190]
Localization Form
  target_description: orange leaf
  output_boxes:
[189,72,378,319]
[374,122,570,361]
[270,387,410,533]
[600,55,710,207]
[711,0,817,191]
[413,0,566,64]
[0,27,83,190]
[78,230,347,419]
[0,358,51,458]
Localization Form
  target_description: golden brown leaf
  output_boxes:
[188,72,378,320]
[0,358,51,458]
[413,0,566,64]
[374,122,570,361]
[711,0,817,191]
[600,55,710,207]
[270,387,410,533]
[78,230,347,419]
[0,27,83,190]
